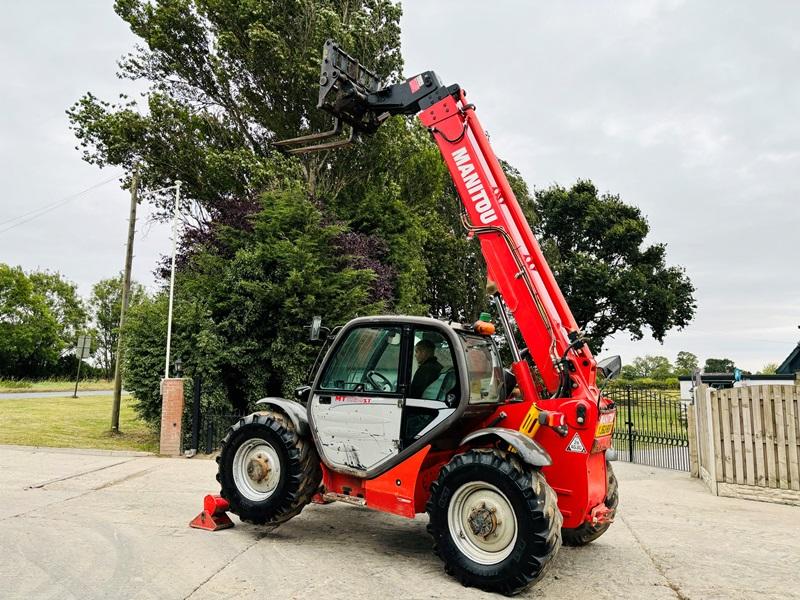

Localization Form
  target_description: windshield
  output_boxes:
[319,326,402,392]
[459,333,502,404]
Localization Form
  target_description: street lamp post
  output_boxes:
[165,180,182,379]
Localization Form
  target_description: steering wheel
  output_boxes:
[366,370,393,392]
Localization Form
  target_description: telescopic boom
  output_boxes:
[278,40,599,404]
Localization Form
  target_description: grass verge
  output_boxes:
[0,379,115,393]
[0,394,157,452]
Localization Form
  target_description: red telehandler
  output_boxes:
[216,41,621,595]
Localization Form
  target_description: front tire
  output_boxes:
[427,449,562,596]
[216,411,321,527]
[561,460,618,546]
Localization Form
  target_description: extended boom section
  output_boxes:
[419,95,597,399]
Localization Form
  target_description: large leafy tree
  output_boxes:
[89,276,147,378]
[675,351,699,376]
[68,0,490,419]
[68,0,403,219]
[67,1,477,313]
[0,265,61,377]
[533,180,695,352]
[621,355,674,380]
[124,186,383,417]
[27,270,88,351]
[704,357,735,373]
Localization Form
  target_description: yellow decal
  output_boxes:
[519,404,541,437]
[595,422,614,437]
[595,411,616,437]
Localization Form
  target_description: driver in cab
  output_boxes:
[409,339,442,397]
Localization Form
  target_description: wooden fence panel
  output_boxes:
[733,389,746,484]
[764,387,777,487]
[712,391,723,480]
[775,386,788,489]
[789,388,799,491]
[741,387,755,485]
[693,385,800,504]
[751,391,766,487]
[720,391,733,482]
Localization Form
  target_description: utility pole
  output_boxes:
[111,167,140,433]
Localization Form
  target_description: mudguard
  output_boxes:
[255,397,309,437]
[460,427,552,467]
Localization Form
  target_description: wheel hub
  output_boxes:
[247,454,272,483]
[468,502,498,538]
[447,481,518,565]
[232,438,281,502]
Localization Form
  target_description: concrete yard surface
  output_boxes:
[1,446,798,600]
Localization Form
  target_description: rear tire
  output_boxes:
[427,449,562,596]
[216,411,321,527]
[561,460,618,546]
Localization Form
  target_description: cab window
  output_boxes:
[408,329,456,401]
[319,326,402,393]
[459,334,502,403]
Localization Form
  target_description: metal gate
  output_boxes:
[607,387,690,471]
[182,377,247,454]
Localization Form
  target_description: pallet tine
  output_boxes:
[284,125,358,155]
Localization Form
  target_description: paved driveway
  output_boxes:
[1,445,798,599]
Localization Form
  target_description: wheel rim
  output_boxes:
[232,438,281,502]
[447,481,518,565]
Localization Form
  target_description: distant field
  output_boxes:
[0,394,157,453]
[0,379,114,393]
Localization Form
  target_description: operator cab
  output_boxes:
[307,316,504,477]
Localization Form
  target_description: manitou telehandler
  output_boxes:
[216,41,621,595]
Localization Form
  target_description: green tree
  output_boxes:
[68,1,491,416]
[704,357,735,373]
[124,186,383,420]
[28,270,88,350]
[0,264,61,377]
[68,0,403,214]
[89,276,147,378]
[675,351,699,376]
[760,362,778,375]
[621,355,674,380]
[123,294,225,423]
[67,1,484,320]
[533,180,695,352]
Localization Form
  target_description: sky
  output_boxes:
[1,1,798,372]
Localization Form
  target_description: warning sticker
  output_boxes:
[408,74,424,93]
[566,433,587,454]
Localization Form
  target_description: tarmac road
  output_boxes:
[1,445,798,599]
[0,390,127,400]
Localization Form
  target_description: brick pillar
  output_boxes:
[159,378,185,456]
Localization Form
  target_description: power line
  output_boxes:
[0,172,123,234]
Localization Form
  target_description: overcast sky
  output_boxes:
[1,1,798,372]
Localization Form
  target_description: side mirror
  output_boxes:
[309,316,323,341]
[597,355,622,381]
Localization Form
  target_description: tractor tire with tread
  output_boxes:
[216,411,321,527]
[561,460,618,546]
[426,448,562,596]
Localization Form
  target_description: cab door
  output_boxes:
[402,328,459,445]
[309,325,406,472]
